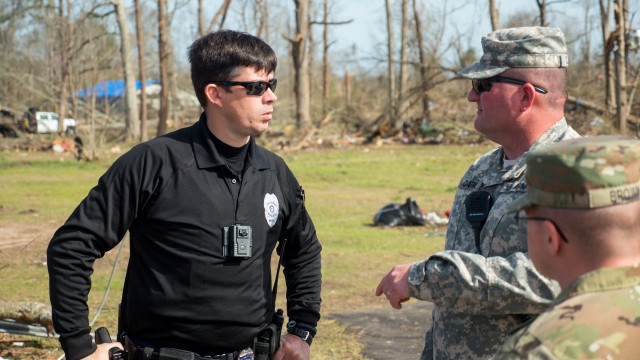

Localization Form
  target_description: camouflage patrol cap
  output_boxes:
[508,136,640,212]
[459,26,569,79]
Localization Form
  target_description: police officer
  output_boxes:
[494,136,640,358]
[376,27,580,359]
[47,30,322,360]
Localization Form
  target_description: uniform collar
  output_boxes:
[554,265,640,304]
[500,118,571,181]
[191,113,270,170]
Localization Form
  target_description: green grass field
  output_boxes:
[0,143,494,359]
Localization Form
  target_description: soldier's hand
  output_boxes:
[375,263,412,309]
[272,333,310,360]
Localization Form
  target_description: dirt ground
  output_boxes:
[328,301,433,360]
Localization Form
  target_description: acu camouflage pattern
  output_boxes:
[459,26,568,80]
[508,136,640,212]
[494,266,640,359]
[408,119,580,359]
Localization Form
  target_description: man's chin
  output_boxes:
[253,123,270,135]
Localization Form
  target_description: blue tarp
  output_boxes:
[76,79,160,98]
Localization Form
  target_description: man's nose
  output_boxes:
[466,88,479,102]
[264,89,277,103]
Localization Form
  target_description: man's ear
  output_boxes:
[205,84,222,107]
[519,83,536,111]
[543,220,562,256]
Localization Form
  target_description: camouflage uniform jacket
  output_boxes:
[493,265,640,359]
[408,118,580,359]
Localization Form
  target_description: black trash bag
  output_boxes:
[373,197,426,227]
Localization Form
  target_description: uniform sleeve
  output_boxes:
[408,250,558,314]
[277,164,322,328]
[46,146,157,360]
[406,150,559,316]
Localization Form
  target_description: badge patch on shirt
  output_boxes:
[264,193,279,227]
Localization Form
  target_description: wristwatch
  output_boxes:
[286,320,315,346]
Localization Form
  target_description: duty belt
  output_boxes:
[124,336,240,360]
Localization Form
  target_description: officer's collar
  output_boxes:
[192,113,269,170]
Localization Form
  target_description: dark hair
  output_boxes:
[188,30,278,108]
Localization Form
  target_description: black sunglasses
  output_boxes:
[211,78,277,96]
[514,211,570,243]
[472,76,548,94]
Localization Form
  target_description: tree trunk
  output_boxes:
[165,1,178,128]
[57,0,70,134]
[291,0,311,128]
[397,0,409,125]
[113,0,140,141]
[599,0,615,110]
[198,0,205,36]
[489,0,500,31]
[0,300,53,334]
[344,71,352,106]
[135,0,148,142]
[581,0,591,64]
[385,0,396,127]
[322,0,329,116]
[413,0,430,121]
[536,0,547,27]
[157,0,169,136]
[614,0,627,135]
[206,0,233,35]
[256,0,269,40]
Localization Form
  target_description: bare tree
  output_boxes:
[489,0,500,30]
[535,0,548,26]
[322,0,330,116]
[600,0,615,110]
[255,0,269,40]
[57,0,71,134]
[199,0,233,36]
[614,0,628,134]
[307,0,352,117]
[113,0,140,141]
[290,0,311,128]
[134,0,148,142]
[157,0,169,136]
[385,0,396,126]
[413,0,430,121]
[397,0,409,125]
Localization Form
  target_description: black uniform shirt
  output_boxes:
[47,114,322,360]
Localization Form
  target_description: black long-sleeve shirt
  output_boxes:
[47,115,322,360]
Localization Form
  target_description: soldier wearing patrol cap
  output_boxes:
[494,135,640,359]
[376,27,580,359]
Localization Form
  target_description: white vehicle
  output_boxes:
[35,111,76,134]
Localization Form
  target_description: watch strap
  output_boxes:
[286,320,315,346]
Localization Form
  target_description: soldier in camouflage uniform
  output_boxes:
[376,27,580,359]
[493,136,640,359]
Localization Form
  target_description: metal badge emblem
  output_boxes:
[264,193,279,228]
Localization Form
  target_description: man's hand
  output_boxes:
[375,263,412,309]
[80,342,125,360]
[272,333,310,360]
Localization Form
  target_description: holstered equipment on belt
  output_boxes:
[123,336,239,360]
[252,238,287,360]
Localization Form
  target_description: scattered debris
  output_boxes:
[0,300,54,336]
[373,198,427,227]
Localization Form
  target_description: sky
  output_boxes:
[328,1,555,72]
[318,0,640,73]
[176,0,640,74]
